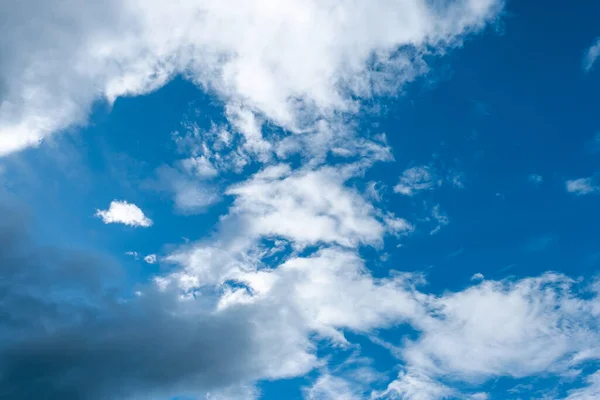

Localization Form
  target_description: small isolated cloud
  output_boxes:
[583,37,600,72]
[566,177,598,196]
[95,200,153,227]
[528,173,543,185]
[394,166,436,196]
[448,170,466,189]
[125,251,140,260]
[144,254,157,264]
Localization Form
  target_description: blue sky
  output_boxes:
[1,0,600,399]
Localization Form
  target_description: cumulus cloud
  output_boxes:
[566,177,598,195]
[95,200,153,227]
[583,37,600,72]
[144,254,157,264]
[0,0,503,157]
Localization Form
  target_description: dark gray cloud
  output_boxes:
[0,202,260,400]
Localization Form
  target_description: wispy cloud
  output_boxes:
[430,204,450,235]
[394,166,438,196]
[528,173,543,185]
[566,177,599,195]
[583,37,600,72]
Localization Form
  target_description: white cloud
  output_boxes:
[304,374,365,400]
[144,254,157,264]
[164,164,600,399]
[470,272,485,281]
[448,170,467,189]
[374,369,455,400]
[566,178,598,195]
[95,200,153,227]
[528,173,543,185]
[225,164,400,248]
[0,0,503,157]
[564,371,600,399]
[394,166,437,196]
[430,204,450,235]
[398,275,600,384]
[153,164,220,214]
[125,251,140,260]
[583,37,600,72]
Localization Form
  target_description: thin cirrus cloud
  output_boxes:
[528,173,544,185]
[583,37,600,72]
[394,165,438,196]
[95,200,153,227]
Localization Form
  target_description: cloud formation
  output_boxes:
[583,37,600,72]
[566,177,598,196]
[0,0,502,157]
[394,166,438,196]
[95,200,153,227]
[0,203,315,400]
[13,1,600,399]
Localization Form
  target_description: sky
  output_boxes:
[1,0,600,399]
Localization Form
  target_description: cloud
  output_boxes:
[528,173,543,185]
[162,154,600,399]
[0,0,503,157]
[566,178,599,196]
[389,274,600,393]
[125,251,140,259]
[151,164,220,214]
[303,359,382,400]
[565,371,600,399]
[583,37,600,72]
[8,161,600,400]
[430,204,450,235]
[224,164,405,248]
[144,254,157,264]
[394,166,438,196]
[375,369,455,400]
[0,202,318,399]
[95,200,153,227]
[471,272,485,281]
[305,374,365,400]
